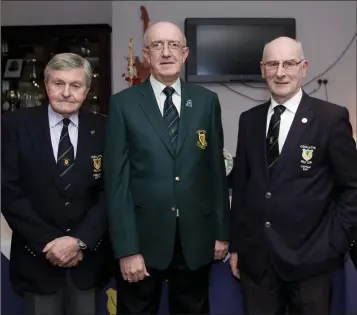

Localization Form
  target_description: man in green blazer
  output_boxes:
[104,21,230,314]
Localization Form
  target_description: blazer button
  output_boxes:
[175,176,180,182]
[65,202,71,207]
[265,221,271,228]
[171,207,176,212]
[265,192,272,198]
[66,228,71,233]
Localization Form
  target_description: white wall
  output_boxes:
[112,1,357,153]
[2,1,356,153]
[1,1,112,26]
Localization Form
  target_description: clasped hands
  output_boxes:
[42,236,83,268]
[119,240,229,283]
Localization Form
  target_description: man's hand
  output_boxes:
[64,250,83,268]
[119,254,150,283]
[229,252,240,279]
[43,236,79,267]
[214,240,229,260]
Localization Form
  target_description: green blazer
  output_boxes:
[104,79,230,270]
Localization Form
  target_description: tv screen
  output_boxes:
[184,18,296,83]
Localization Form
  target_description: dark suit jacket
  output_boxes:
[104,79,230,270]
[1,105,114,295]
[230,92,357,281]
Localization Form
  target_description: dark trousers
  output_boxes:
[116,220,211,314]
[24,270,99,315]
[240,262,332,315]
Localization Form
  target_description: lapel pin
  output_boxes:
[91,130,95,134]
[185,99,192,108]
[301,118,308,124]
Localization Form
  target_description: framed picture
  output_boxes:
[4,59,23,78]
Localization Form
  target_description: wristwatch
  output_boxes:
[77,238,87,250]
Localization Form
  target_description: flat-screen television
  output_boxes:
[184,18,296,83]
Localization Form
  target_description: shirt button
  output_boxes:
[171,207,176,212]
[265,192,272,198]
[65,202,71,207]
[175,176,180,182]
[265,221,271,228]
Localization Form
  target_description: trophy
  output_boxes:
[6,90,20,112]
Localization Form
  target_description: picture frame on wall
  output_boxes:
[3,59,23,78]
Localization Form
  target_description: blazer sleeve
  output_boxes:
[328,107,357,253]
[230,112,250,253]
[1,115,63,254]
[104,95,140,259]
[210,93,230,241]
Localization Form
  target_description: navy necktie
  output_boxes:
[57,118,74,190]
[266,105,286,173]
[163,86,179,150]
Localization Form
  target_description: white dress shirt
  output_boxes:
[266,89,303,153]
[149,75,181,116]
[48,105,79,161]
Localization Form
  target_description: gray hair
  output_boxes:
[44,53,92,88]
[143,22,187,47]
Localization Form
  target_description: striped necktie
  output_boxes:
[266,105,286,173]
[57,118,74,190]
[163,86,179,150]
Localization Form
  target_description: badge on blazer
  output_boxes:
[302,149,313,161]
[91,155,103,179]
[300,145,316,171]
[196,130,207,149]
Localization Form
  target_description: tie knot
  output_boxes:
[62,118,71,127]
[274,105,286,116]
[163,86,175,97]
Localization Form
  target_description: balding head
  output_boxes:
[143,21,186,47]
[260,36,308,104]
[262,36,304,62]
[142,21,189,86]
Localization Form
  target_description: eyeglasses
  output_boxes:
[146,41,185,52]
[263,60,304,72]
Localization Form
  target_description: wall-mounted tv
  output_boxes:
[184,18,296,83]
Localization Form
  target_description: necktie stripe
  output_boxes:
[60,162,75,177]
[267,138,279,154]
[57,118,74,190]
[267,120,281,138]
[266,105,286,176]
[163,86,179,151]
[59,131,69,143]
[57,146,73,161]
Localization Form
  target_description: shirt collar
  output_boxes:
[269,88,303,114]
[149,75,181,97]
[48,104,79,128]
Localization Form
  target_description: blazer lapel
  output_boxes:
[65,110,93,198]
[138,80,175,157]
[176,80,192,155]
[28,106,66,196]
[254,102,271,181]
[270,92,314,182]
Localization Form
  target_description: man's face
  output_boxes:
[45,68,89,116]
[260,38,308,103]
[143,22,189,84]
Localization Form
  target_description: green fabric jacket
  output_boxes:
[104,79,230,270]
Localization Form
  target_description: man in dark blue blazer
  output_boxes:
[1,53,114,315]
[230,37,357,314]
